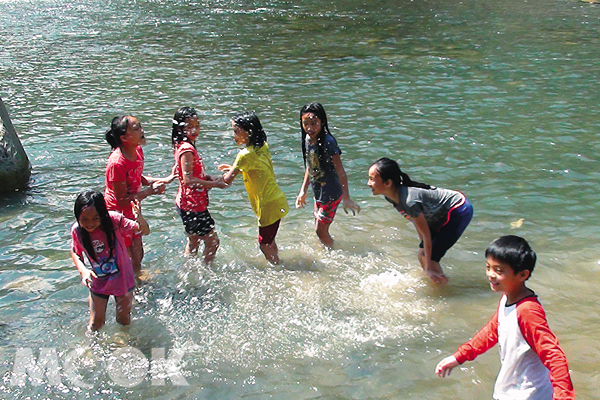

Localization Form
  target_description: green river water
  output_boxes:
[1,0,599,398]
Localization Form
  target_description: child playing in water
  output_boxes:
[435,235,575,399]
[171,106,227,264]
[104,115,175,274]
[218,111,289,264]
[367,157,473,284]
[70,190,149,331]
[295,103,360,248]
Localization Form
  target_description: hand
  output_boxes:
[81,268,95,288]
[426,269,449,285]
[217,163,232,173]
[214,176,229,189]
[342,198,360,216]
[435,356,459,378]
[295,192,307,209]
[151,181,166,194]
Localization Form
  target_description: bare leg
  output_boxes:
[315,220,334,249]
[418,249,449,285]
[185,234,201,256]
[128,236,144,275]
[88,293,109,332]
[200,231,219,265]
[115,291,133,326]
[260,240,280,264]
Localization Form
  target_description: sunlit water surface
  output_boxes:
[1,0,599,398]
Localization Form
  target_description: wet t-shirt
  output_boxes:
[306,134,342,203]
[387,185,465,232]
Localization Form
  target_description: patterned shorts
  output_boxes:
[313,196,342,225]
[177,207,215,237]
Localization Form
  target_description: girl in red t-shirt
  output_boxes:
[104,115,175,274]
[171,107,227,264]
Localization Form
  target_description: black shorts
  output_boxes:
[177,207,215,237]
[90,286,133,300]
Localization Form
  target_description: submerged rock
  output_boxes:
[0,96,31,193]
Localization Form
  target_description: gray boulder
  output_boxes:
[0,96,31,193]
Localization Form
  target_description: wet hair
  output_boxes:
[372,157,432,190]
[300,102,334,167]
[485,235,536,276]
[171,106,199,146]
[73,190,115,262]
[105,115,130,149]
[232,111,267,148]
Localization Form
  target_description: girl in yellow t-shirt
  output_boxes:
[218,111,289,264]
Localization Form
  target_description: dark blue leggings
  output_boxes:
[420,198,473,262]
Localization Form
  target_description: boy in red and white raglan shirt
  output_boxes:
[436,235,575,399]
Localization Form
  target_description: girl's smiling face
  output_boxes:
[78,206,101,233]
[232,121,250,146]
[183,116,200,142]
[367,165,387,196]
[301,112,322,139]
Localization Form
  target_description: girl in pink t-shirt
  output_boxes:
[70,190,149,331]
[104,115,175,274]
[171,107,227,264]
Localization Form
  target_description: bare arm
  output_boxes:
[71,251,95,287]
[331,154,360,215]
[218,163,240,185]
[295,166,310,209]
[413,213,433,268]
[112,179,162,209]
[131,199,150,236]
[180,153,228,189]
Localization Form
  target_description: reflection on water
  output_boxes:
[1,0,599,398]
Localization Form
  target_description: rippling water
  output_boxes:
[1,0,599,398]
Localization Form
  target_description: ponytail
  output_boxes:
[105,115,129,149]
[373,157,431,190]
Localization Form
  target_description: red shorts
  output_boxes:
[258,219,281,245]
[313,196,342,225]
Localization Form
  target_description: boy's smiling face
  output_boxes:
[485,256,530,295]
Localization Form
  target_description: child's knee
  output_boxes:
[116,314,131,326]
[209,234,220,249]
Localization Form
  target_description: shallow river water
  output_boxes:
[1,0,599,398]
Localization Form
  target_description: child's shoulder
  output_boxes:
[175,141,196,153]
[515,294,547,321]
[255,142,270,154]
[70,221,81,237]
[323,133,341,150]
[108,211,127,224]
